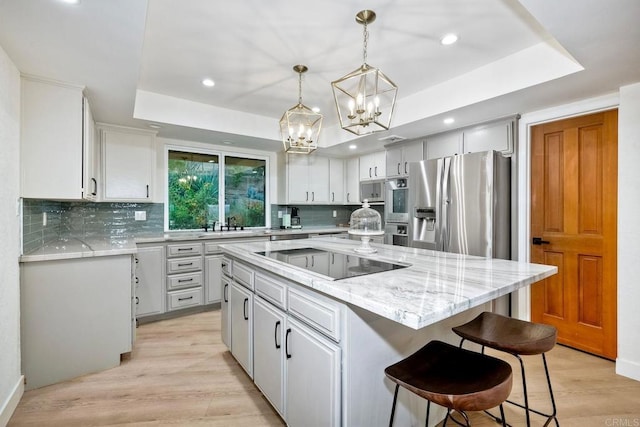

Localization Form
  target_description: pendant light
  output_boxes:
[331,10,398,136]
[279,65,323,154]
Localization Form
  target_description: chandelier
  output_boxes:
[279,65,323,154]
[331,10,398,136]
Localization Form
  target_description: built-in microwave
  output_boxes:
[384,178,409,223]
[360,180,385,203]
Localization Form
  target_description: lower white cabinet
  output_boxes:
[221,272,232,349]
[253,296,286,416]
[205,254,223,304]
[230,281,253,377]
[135,245,165,317]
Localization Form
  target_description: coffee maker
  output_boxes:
[290,207,302,229]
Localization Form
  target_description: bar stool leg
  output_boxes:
[425,401,431,427]
[541,353,559,427]
[389,384,399,427]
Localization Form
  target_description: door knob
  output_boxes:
[532,237,550,245]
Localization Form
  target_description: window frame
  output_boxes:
[164,145,270,231]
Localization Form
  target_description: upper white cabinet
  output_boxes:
[100,124,156,202]
[425,131,463,160]
[284,154,330,204]
[425,119,515,160]
[385,141,423,177]
[329,158,344,204]
[20,76,97,200]
[359,151,386,181]
[345,157,360,204]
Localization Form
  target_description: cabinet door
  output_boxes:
[135,246,165,317]
[402,142,423,176]
[21,77,84,200]
[82,97,99,201]
[329,158,344,204]
[385,147,402,178]
[253,297,286,416]
[372,151,386,179]
[463,121,513,154]
[359,153,373,181]
[205,255,222,304]
[287,155,311,203]
[230,282,253,378]
[102,127,154,201]
[346,157,360,204]
[308,156,329,203]
[221,275,231,349]
[425,132,463,160]
[285,317,341,427]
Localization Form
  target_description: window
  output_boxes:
[167,149,266,230]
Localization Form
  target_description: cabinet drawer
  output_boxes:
[167,287,203,311]
[167,243,203,257]
[166,256,202,274]
[233,261,254,290]
[288,287,341,342]
[255,272,286,309]
[204,237,269,254]
[167,271,202,291]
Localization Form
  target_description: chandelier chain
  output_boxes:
[298,71,303,104]
[362,21,368,64]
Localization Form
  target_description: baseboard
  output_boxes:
[616,357,640,381]
[0,375,24,427]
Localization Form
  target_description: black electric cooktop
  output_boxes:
[256,247,409,280]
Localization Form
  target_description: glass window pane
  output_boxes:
[224,156,266,227]
[168,150,219,230]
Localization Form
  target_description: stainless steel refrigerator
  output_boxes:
[408,150,510,260]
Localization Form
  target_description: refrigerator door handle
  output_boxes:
[440,157,451,252]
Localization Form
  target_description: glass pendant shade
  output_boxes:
[280,65,322,154]
[331,10,397,136]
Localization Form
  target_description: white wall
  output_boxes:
[617,82,640,380]
[0,44,23,425]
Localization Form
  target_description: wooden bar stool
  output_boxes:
[384,340,513,427]
[452,312,559,427]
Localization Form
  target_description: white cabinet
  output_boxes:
[100,124,156,201]
[386,141,423,177]
[165,242,203,312]
[253,296,286,416]
[230,281,253,377]
[204,255,222,304]
[462,120,514,154]
[135,245,165,317]
[285,316,341,427]
[221,270,232,349]
[329,158,345,204]
[286,154,330,204]
[20,76,97,200]
[425,131,463,160]
[359,151,386,181]
[346,157,360,204]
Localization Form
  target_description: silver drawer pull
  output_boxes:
[178,296,194,301]
[177,248,193,251]
[177,262,193,267]
[178,278,194,283]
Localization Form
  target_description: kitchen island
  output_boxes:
[220,237,557,427]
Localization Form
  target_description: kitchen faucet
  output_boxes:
[226,216,236,231]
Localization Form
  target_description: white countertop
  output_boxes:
[219,237,558,330]
[20,238,137,262]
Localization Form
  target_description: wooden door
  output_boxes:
[530,110,618,359]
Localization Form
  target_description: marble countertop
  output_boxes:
[20,238,137,262]
[135,226,349,244]
[219,238,558,330]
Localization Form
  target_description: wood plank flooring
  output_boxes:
[8,310,640,426]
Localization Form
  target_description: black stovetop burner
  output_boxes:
[256,247,409,280]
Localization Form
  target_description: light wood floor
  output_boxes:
[8,310,640,426]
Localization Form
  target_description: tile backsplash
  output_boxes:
[270,204,384,229]
[22,199,164,253]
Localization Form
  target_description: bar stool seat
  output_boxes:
[384,340,513,426]
[452,312,559,427]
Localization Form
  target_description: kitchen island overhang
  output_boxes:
[219,237,557,330]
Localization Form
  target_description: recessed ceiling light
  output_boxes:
[312,107,320,113]
[202,78,215,87]
[349,144,357,150]
[148,123,162,129]
[59,0,81,4]
[444,117,455,124]
[222,141,233,145]
[440,33,458,46]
